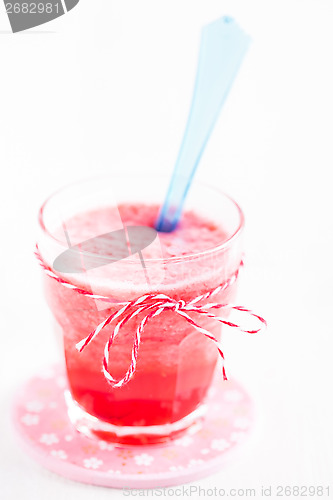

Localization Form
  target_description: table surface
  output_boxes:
[1,1,332,498]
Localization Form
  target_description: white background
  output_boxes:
[1,1,333,498]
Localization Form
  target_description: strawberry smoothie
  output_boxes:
[41,196,243,444]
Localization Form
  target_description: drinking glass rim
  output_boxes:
[38,174,245,264]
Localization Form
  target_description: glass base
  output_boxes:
[65,391,207,445]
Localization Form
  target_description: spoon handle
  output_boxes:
[156,17,250,232]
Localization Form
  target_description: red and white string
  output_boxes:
[35,246,266,388]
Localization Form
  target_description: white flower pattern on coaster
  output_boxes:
[133,454,154,466]
[173,435,193,447]
[21,414,40,426]
[50,450,67,460]
[98,441,115,451]
[230,431,246,443]
[39,433,59,446]
[200,448,210,455]
[25,401,44,413]
[169,465,185,472]
[83,457,103,469]
[107,469,121,475]
[211,438,231,451]
[188,459,204,467]
[64,435,73,442]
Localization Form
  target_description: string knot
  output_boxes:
[35,246,266,388]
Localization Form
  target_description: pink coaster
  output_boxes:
[12,365,254,489]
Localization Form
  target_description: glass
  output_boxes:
[37,175,244,444]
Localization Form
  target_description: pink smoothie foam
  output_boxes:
[43,204,239,443]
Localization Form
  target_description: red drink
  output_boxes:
[38,177,243,444]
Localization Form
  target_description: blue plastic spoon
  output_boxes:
[156,16,250,232]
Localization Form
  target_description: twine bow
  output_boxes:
[35,246,266,388]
